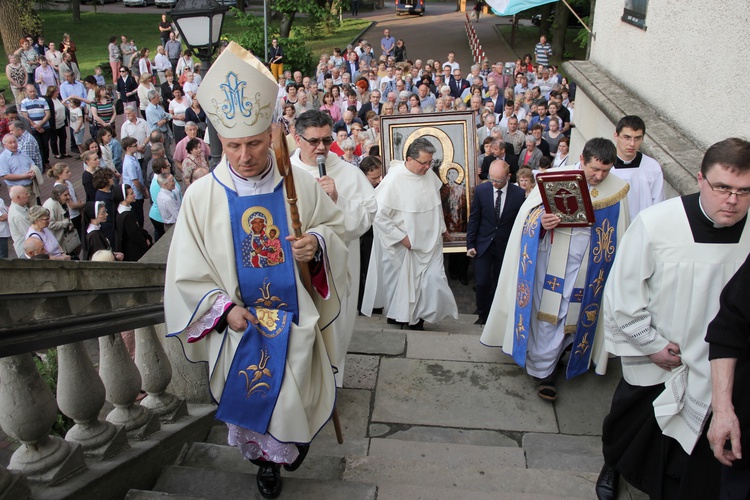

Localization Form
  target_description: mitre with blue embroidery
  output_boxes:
[197,41,277,138]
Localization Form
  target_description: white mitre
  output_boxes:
[197,41,278,138]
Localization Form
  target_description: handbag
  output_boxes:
[115,99,124,115]
[61,227,81,254]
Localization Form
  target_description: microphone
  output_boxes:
[316,155,327,177]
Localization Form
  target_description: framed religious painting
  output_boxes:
[380,111,478,252]
[536,170,595,227]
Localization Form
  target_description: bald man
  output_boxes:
[466,160,526,324]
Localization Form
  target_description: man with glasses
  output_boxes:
[481,138,630,402]
[358,90,381,121]
[611,115,665,221]
[466,159,525,325]
[291,110,377,387]
[362,137,459,331]
[596,138,750,500]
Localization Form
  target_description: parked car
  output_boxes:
[531,6,589,28]
[123,0,155,6]
[155,0,178,6]
[215,0,237,5]
[81,0,118,3]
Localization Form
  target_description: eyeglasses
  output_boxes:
[299,135,334,147]
[119,70,127,73]
[411,158,431,167]
[703,176,750,198]
[488,176,508,184]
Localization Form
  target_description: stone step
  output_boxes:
[180,442,345,481]
[124,490,204,500]
[153,465,377,500]
[355,313,480,336]
[406,330,514,364]
[369,423,520,448]
[366,438,525,468]
[523,433,603,473]
[343,455,597,498]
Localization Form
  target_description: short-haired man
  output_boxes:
[467,159,526,324]
[8,185,32,257]
[535,35,552,67]
[358,90,381,121]
[529,99,550,132]
[598,138,750,500]
[481,138,630,401]
[166,42,348,498]
[610,115,665,220]
[156,173,181,231]
[291,110,376,385]
[380,29,396,58]
[165,32,182,74]
[121,136,149,228]
[121,105,150,162]
[172,121,209,174]
[0,134,35,191]
[362,137,459,330]
[9,121,42,170]
[20,84,51,168]
[503,116,526,156]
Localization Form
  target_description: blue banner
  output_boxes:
[486,0,556,16]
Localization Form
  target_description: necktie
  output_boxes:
[495,189,502,221]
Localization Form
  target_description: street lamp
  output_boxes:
[169,0,228,168]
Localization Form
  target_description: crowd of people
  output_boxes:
[3,19,750,500]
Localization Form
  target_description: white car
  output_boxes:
[155,0,178,6]
[123,0,155,6]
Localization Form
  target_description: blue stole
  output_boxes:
[512,203,621,379]
[214,172,299,435]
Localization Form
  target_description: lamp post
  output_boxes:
[169,0,228,168]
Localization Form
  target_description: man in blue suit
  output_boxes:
[466,159,526,325]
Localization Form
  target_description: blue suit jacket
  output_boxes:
[466,182,526,258]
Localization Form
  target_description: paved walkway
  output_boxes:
[353,2,518,68]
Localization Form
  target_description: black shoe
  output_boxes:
[387,318,406,326]
[256,463,282,499]
[284,444,309,471]
[474,317,486,325]
[407,319,424,330]
[459,274,469,285]
[595,463,619,500]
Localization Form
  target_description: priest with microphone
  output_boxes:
[290,109,378,387]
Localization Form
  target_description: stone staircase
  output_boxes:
[124,314,648,500]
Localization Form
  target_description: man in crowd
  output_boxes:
[381,29,396,58]
[610,115,665,220]
[504,116,526,156]
[358,90,381,121]
[165,32,182,74]
[290,109,377,386]
[467,159,526,325]
[7,186,32,258]
[121,105,151,166]
[165,42,347,499]
[484,83,504,115]
[597,138,750,500]
[172,121,209,175]
[20,84,51,168]
[481,138,630,401]
[449,68,471,99]
[9,121,42,173]
[362,138,459,330]
[0,134,35,194]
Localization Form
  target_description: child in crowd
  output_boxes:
[94,67,106,86]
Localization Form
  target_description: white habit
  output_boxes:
[603,195,750,453]
[481,164,630,378]
[290,150,377,386]
[612,152,665,220]
[361,160,458,324]
[164,157,348,446]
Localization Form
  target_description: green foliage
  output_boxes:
[573,17,591,50]
[22,7,45,38]
[228,10,315,76]
[34,349,75,438]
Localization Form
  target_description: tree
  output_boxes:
[72,0,81,22]
[538,3,553,37]
[551,0,570,62]
[273,0,328,38]
[0,0,43,56]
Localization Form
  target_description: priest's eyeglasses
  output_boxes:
[299,135,334,147]
[704,177,750,198]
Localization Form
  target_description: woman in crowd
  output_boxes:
[93,168,116,245]
[397,101,408,115]
[278,102,296,135]
[82,202,123,261]
[34,58,57,96]
[552,137,570,168]
[43,184,80,257]
[48,162,84,235]
[160,69,177,110]
[16,38,39,85]
[25,206,68,259]
[91,85,117,138]
[44,86,68,160]
[60,33,80,78]
[341,138,361,168]
[408,94,421,113]
[349,124,364,152]
[394,39,407,63]
[96,128,119,175]
[329,128,350,157]
[138,48,153,81]
[543,118,564,155]
[516,168,536,198]
[148,158,174,242]
[108,36,121,85]
[319,92,342,122]
[113,184,151,262]
[6,54,27,105]
[382,101,395,115]
[137,73,156,119]
[181,138,209,187]
[182,71,198,100]
[518,135,543,170]
[84,138,105,169]
[184,97,207,139]
[81,150,100,202]
[176,50,194,78]
[117,66,139,106]
[169,86,190,144]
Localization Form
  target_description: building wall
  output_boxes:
[589,0,750,149]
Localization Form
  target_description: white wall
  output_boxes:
[589,0,750,148]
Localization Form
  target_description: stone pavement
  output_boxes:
[134,313,649,500]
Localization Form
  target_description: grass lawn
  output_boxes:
[497,24,587,63]
[0,10,371,93]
